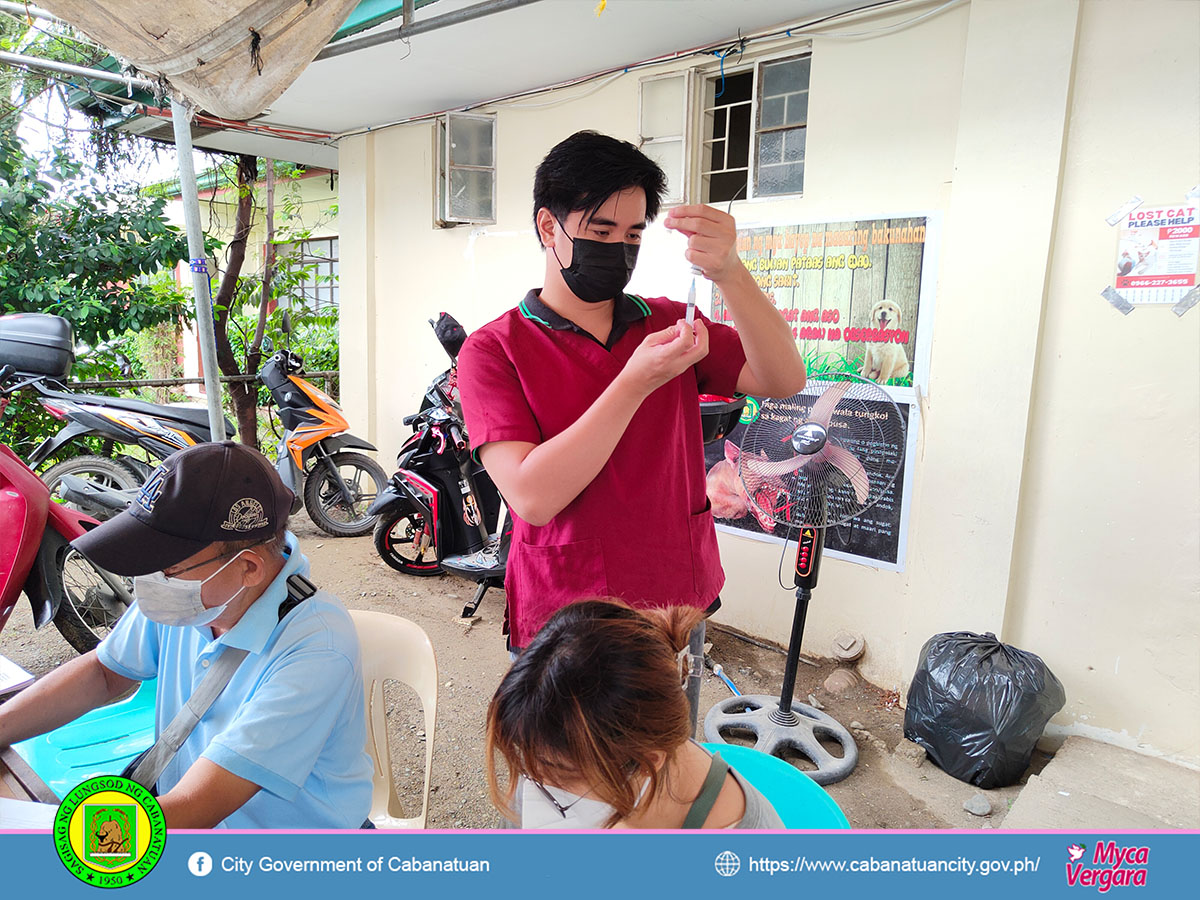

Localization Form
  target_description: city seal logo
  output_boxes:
[739,396,761,425]
[221,497,269,532]
[54,776,165,888]
[86,804,135,868]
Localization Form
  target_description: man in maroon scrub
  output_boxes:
[457,131,805,719]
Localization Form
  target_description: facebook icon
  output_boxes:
[188,852,214,877]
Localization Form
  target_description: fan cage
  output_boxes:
[738,377,905,529]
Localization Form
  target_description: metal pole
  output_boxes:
[0,2,55,21]
[170,97,227,442]
[316,0,546,61]
[0,49,155,90]
[770,587,812,726]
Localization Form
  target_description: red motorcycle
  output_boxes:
[1,365,133,654]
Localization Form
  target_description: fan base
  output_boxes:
[703,694,858,786]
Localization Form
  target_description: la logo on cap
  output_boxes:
[137,466,170,514]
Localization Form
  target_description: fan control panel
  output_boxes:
[794,526,822,587]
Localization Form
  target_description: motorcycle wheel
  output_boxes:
[303,451,388,537]
[373,506,443,576]
[51,548,133,653]
[41,455,143,521]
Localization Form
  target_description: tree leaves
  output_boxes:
[0,134,190,345]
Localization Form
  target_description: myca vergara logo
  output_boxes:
[54,776,166,888]
[1065,840,1149,892]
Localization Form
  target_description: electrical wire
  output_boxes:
[2,0,965,145]
[502,70,624,110]
[777,523,798,591]
[0,8,104,63]
[8,95,95,132]
[0,62,64,125]
[713,44,740,100]
[0,29,333,143]
[332,0,965,141]
[115,100,335,142]
[787,0,966,39]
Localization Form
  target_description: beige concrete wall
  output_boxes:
[1003,0,1200,763]
[338,0,1200,764]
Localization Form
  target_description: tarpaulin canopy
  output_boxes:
[36,0,361,120]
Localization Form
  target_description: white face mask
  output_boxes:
[520,775,651,830]
[133,552,249,628]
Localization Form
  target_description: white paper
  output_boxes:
[0,796,58,829]
[0,655,33,695]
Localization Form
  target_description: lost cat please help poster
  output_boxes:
[1114,203,1199,305]
[703,213,938,572]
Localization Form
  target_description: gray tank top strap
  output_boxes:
[681,751,730,829]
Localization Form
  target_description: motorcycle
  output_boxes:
[258,311,387,537]
[0,312,235,516]
[368,314,749,620]
[368,314,507,618]
[0,365,134,654]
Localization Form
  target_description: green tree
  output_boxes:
[0,132,192,346]
[208,155,340,451]
[1,13,142,168]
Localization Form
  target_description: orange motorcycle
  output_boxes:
[259,343,386,537]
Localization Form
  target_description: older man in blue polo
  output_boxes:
[0,441,372,828]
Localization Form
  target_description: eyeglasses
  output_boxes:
[527,779,586,819]
[163,538,270,578]
[526,760,640,818]
[676,646,701,690]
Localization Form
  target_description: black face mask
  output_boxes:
[553,223,640,303]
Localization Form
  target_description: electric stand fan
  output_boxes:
[703,373,906,785]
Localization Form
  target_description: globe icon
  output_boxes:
[714,850,741,877]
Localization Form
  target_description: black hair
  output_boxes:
[532,131,668,247]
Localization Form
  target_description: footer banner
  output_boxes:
[0,829,1194,898]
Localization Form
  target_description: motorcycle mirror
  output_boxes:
[280,309,293,335]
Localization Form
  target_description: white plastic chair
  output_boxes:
[349,610,438,829]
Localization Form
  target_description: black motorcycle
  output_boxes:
[368,314,507,618]
[0,313,235,516]
[368,313,748,619]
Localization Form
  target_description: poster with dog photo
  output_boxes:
[710,216,931,390]
[704,215,934,571]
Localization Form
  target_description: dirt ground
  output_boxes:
[0,512,1041,829]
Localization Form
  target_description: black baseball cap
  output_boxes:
[72,441,294,576]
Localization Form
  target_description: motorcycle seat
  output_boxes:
[39,388,237,437]
[441,542,506,581]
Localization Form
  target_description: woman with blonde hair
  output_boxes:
[486,599,783,829]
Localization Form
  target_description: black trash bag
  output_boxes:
[904,631,1065,789]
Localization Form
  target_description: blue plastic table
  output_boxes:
[14,679,155,800]
[701,742,851,828]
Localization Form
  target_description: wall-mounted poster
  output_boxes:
[1114,204,1198,305]
[711,216,933,392]
[705,399,912,568]
[703,214,937,572]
